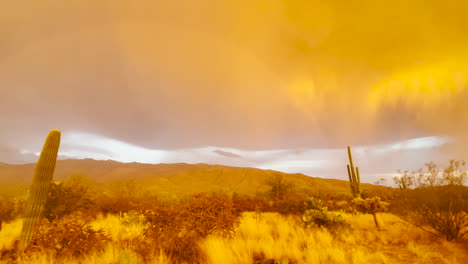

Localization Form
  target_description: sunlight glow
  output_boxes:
[60,132,168,163]
[366,60,467,113]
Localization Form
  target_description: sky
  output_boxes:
[1,0,467,183]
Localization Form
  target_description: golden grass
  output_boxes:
[201,212,466,264]
[4,246,171,264]
[0,218,22,251]
[1,212,466,263]
[90,213,147,242]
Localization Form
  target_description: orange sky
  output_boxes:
[1,0,467,165]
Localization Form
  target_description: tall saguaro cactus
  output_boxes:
[19,130,61,251]
[346,146,361,198]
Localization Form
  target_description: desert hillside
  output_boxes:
[0,159,390,198]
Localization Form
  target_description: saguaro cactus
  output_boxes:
[19,130,61,250]
[346,146,361,198]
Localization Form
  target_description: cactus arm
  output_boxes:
[347,146,357,182]
[347,165,354,194]
[356,166,361,185]
[19,130,61,250]
[347,164,352,182]
[356,166,361,195]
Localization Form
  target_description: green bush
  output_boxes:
[302,197,346,229]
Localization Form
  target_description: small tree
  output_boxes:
[351,196,389,228]
[423,162,439,187]
[265,174,294,201]
[393,170,415,191]
[442,160,467,185]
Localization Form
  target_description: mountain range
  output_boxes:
[0,159,390,198]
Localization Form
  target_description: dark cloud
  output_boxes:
[213,150,243,159]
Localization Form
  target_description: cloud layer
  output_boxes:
[0,1,467,172]
[13,132,451,184]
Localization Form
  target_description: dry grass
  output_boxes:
[1,212,466,263]
[3,246,171,264]
[201,212,467,264]
[0,219,22,251]
[90,213,147,242]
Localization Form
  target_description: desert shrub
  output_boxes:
[136,206,180,261]
[304,196,326,211]
[265,174,295,201]
[351,196,389,228]
[119,210,147,227]
[442,160,467,185]
[302,197,346,229]
[141,193,241,263]
[135,192,160,211]
[94,194,140,215]
[394,160,467,190]
[361,187,397,201]
[232,194,272,212]
[393,161,468,240]
[44,181,95,221]
[142,205,180,242]
[394,185,468,240]
[273,196,306,215]
[393,170,417,191]
[95,180,160,215]
[178,193,241,238]
[329,200,357,214]
[0,197,14,231]
[43,175,100,221]
[302,208,345,229]
[24,212,109,258]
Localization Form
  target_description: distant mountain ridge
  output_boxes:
[0,159,390,198]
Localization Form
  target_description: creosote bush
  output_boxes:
[395,185,468,241]
[393,160,468,240]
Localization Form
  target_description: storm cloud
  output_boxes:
[1,0,467,180]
